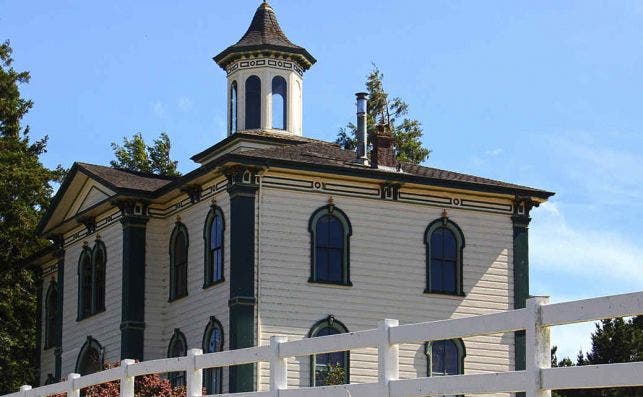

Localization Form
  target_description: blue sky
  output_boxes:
[2,0,642,359]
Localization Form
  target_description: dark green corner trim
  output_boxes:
[54,243,65,381]
[118,200,149,361]
[35,268,43,386]
[512,197,534,390]
[226,167,258,393]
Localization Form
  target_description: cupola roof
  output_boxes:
[214,2,316,70]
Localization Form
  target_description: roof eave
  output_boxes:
[213,45,316,71]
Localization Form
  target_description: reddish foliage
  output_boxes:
[50,361,195,397]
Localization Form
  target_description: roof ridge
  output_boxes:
[76,162,178,181]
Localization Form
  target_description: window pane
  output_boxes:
[272,76,287,130]
[432,341,445,375]
[328,218,344,248]
[445,341,459,375]
[316,248,328,280]
[328,249,342,282]
[443,229,457,260]
[431,259,443,291]
[245,76,261,129]
[230,82,237,133]
[316,216,330,245]
[431,229,444,258]
[442,260,456,293]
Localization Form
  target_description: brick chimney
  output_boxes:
[371,123,397,169]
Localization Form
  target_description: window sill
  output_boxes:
[423,289,466,298]
[203,278,225,289]
[168,293,188,303]
[76,308,106,322]
[308,278,353,287]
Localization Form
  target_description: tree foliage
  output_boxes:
[51,361,194,397]
[336,65,430,164]
[551,315,643,397]
[110,132,180,176]
[0,40,64,393]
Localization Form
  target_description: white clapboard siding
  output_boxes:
[256,185,514,397]
[39,261,58,385]
[61,220,123,376]
[148,192,231,391]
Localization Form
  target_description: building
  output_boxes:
[29,2,554,394]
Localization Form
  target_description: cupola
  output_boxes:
[214,1,316,136]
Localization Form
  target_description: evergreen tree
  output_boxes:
[336,65,430,164]
[110,132,180,176]
[0,40,64,393]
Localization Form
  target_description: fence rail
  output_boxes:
[6,291,642,397]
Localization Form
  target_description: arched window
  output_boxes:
[245,75,261,129]
[424,217,465,295]
[169,223,189,300]
[272,76,287,130]
[78,240,108,320]
[426,339,466,397]
[308,315,349,386]
[204,206,225,287]
[167,329,187,388]
[92,241,106,312]
[44,281,58,349]
[75,336,104,376]
[309,205,352,286]
[202,317,224,394]
[78,246,92,319]
[230,81,237,134]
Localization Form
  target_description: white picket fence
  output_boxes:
[7,292,643,397]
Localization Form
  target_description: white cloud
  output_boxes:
[485,148,503,156]
[531,201,643,287]
[152,100,167,118]
[177,97,193,112]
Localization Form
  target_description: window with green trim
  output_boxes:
[76,336,104,376]
[202,317,224,394]
[204,206,225,287]
[425,339,466,397]
[308,315,349,386]
[169,223,189,300]
[78,240,107,320]
[44,281,58,349]
[309,205,352,286]
[167,329,187,388]
[424,218,465,296]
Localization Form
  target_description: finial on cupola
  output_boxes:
[213,2,316,137]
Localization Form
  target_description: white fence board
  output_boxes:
[541,361,643,390]
[390,371,527,396]
[390,308,528,344]
[279,329,379,358]
[541,291,643,326]
[196,346,271,369]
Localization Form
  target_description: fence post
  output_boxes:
[19,385,31,397]
[378,319,399,397]
[66,373,81,397]
[525,296,551,397]
[120,359,136,397]
[270,336,288,396]
[186,348,203,397]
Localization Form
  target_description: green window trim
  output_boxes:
[424,217,466,296]
[202,316,224,394]
[77,240,107,321]
[44,280,59,350]
[308,204,353,286]
[167,328,188,388]
[308,315,350,387]
[169,222,189,301]
[75,336,104,375]
[425,338,466,397]
[203,205,226,289]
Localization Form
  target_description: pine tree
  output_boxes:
[0,40,64,393]
[110,132,180,176]
[336,65,430,164]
